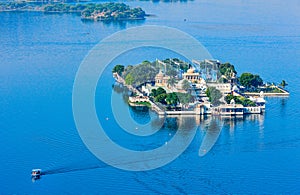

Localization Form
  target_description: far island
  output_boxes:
[0,2,146,21]
[112,58,289,117]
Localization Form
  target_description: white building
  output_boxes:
[207,83,232,94]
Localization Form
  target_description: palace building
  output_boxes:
[182,68,206,84]
[155,71,170,87]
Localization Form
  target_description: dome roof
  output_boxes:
[187,68,195,73]
[155,71,164,78]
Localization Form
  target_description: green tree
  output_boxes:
[252,75,263,87]
[122,63,159,86]
[124,65,133,75]
[155,94,167,104]
[112,64,125,75]
[224,94,235,104]
[150,89,157,97]
[182,80,190,91]
[206,87,222,106]
[166,68,177,77]
[166,92,178,106]
[142,60,151,65]
[241,98,256,107]
[125,73,134,85]
[150,87,166,97]
[280,80,288,88]
[219,62,236,76]
[156,87,166,96]
[177,92,193,106]
[225,94,256,107]
[167,78,178,88]
[239,73,263,88]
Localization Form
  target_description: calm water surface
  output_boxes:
[0,0,300,194]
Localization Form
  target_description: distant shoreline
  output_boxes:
[0,2,147,22]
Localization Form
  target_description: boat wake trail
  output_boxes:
[42,164,107,175]
[41,151,179,176]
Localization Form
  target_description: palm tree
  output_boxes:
[182,79,190,91]
[280,80,288,88]
[167,78,178,89]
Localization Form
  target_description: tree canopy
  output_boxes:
[219,62,236,76]
[177,92,194,105]
[112,65,125,75]
[239,73,263,88]
[80,3,146,20]
[151,87,167,104]
[280,80,288,88]
[151,87,166,97]
[166,68,178,77]
[182,80,190,91]
[225,94,256,107]
[218,62,237,82]
[162,58,190,72]
[167,78,178,88]
[150,88,192,107]
[165,92,178,106]
[155,94,167,104]
[206,87,222,106]
[125,73,134,85]
[123,63,159,86]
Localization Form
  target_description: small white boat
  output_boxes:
[31,169,42,178]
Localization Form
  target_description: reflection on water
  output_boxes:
[199,117,222,156]
[281,98,287,107]
[113,83,131,103]
[98,19,146,30]
[174,116,197,131]
[113,83,266,156]
[221,114,265,133]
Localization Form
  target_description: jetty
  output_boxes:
[244,86,289,97]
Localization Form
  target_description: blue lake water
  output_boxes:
[0,0,300,194]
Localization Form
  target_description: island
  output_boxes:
[0,2,146,21]
[113,58,289,116]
